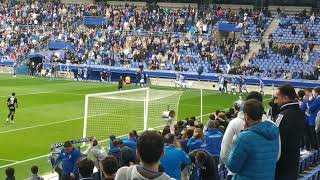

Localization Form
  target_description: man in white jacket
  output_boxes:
[220,91,281,180]
[83,138,107,170]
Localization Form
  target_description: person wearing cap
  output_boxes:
[52,141,81,180]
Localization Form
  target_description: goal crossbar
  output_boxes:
[83,87,182,143]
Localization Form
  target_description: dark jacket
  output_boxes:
[188,149,218,180]
[275,102,305,180]
[119,144,135,167]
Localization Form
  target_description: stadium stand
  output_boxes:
[1,2,320,178]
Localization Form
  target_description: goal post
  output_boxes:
[83,88,182,142]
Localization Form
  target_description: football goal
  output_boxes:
[83,88,183,141]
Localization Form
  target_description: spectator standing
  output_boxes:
[275,85,305,180]
[160,133,191,180]
[300,88,317,150]
[308,87,320,146]
[28,166,44,180]
[221,91,280,179]
[52,141,81,180]
[203,120,223,165]
[5,167,15,180]
[78,158,95,180]
[122,130,137,154]
[189,149,218,180]
[115,130,174,180]
[227,99,280,180]
[83,138,107,170]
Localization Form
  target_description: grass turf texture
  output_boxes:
[0,75,270,179]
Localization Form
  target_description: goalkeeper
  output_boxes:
[162,110,176,134]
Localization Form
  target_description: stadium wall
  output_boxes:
[44,64,320,88]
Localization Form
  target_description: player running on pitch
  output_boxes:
[231,77,238,95]
[259,78,265,95]
[239,76,248,94]
[6,92,18,123]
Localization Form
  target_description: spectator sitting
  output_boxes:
[227,99,280,179]
[5,167,15,180]
[78,158,94,180]
[187,128,204,152]
[98,156,118,180]
[203,120,223,165]
[160,133,191,180]
[189,149,218,180]
[115,130,173,180]
[28,166,44,180]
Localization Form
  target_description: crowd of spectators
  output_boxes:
[0,1,319,82]
[5,85,320,180]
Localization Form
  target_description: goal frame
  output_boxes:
[83,88,150,140]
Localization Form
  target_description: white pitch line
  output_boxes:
[0,110,144,134]
[0,95,273,169]
[0,158,19,163]
[0,154,49,169]
[0,91,54,98]
[0,117,83,134]
[0,124,167,169]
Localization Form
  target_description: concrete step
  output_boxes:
[262,18,279,42]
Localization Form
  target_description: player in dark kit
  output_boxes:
[118,76,124,91]
[6,92,18,123]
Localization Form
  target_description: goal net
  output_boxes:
[83,88,182,141]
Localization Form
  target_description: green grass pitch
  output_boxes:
[0,75,270,179]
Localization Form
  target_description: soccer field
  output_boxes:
[0,75,269,179]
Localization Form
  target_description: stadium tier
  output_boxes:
[1,1,320,180]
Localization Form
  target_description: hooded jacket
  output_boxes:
[227,121,280,180]
[115,165,174,180]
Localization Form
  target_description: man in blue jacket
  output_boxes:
[203,120,223,165]
[53,141,81,180]
[301,88,317,150]
[122,130,137,154]
[160,133,191,180]
[227,99,280,180]
[308,87,320,145]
